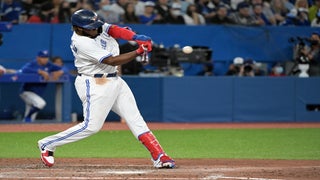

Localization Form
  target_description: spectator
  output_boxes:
[195,0,216,23]
[210,5,233,24]
[27,2,59,23]
[167,2,186,24]
[0,0,23,24]
[123,2,140,24]
[211,0,231,10]
[250,0,276,25]
[309,0,320,22]
[269,0,288,25]
[252,3,272,25]
[311,9,320,26]
[280,7,310,26]
[110,0,129,22]
[154,0,171,23]
[57,1,72,23]
[295,0,309,9]
[18,10,29,23]
[96,4,120,24]
[269,62,286,76]
[20,0,38,19]
[230,0,244,11]
[284,0,295,11]
[132,0,145,16]
[171,0,191,13]
[183,3,206,25]
[19,50,63,122]
[225,57,244,76]
[238,59,256,77]
[139,1,162,24]
[229,2,257,26]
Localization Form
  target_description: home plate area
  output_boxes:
[0,158,319,179]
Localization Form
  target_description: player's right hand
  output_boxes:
[136,44,152,55]
[38,70,50,81]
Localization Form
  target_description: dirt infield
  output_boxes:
[1,122,320,180]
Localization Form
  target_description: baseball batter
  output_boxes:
[37,9,175,169]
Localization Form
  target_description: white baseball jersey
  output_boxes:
[71,24,119,75]
[38,23,150,152]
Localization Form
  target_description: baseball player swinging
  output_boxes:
[37,9,175,169]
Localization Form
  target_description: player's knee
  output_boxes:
[37,101,46,109]
[86,125,102,134]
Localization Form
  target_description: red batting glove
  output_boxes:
[136,44,150,55]
[136,40,152,51]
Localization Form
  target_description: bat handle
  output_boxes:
[141,45,149,64]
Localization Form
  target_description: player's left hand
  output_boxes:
[136,43,152,55]
[133,34,151,42]
[136,40,152,52]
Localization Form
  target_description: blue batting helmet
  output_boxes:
[71,9,104,29]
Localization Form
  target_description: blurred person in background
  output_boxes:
[20,0,38,19]
[252,3,272,26]
[309,0,320,22]
[311,9,320,26]
[238,59,256,77]
[210,5,233,24]
[123,2,140,24]
[57,0,72,23]
[0,0,23,24]
[183,3,206,25]
[154,0,171,23]
[229,2,257,26]
[139,1,163,24]
[195,0,216,23]
[269,62,286,76]
[225,57,244,76]
[249,0,276,25]
[19,50,63,123]
[269,0,288,25]
[132,0,145,16]
[27,2,59,23]
[171,0,191,13]
[280,7,310,26]
[295,0,309,10]
[110,0,129,22]
[96,3,121,24]
[296,32,320,76]
[51,56,70,75]
[166,2,186,24]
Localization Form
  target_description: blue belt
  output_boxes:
[78,72,117,78]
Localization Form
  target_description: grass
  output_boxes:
[0,128,319,160]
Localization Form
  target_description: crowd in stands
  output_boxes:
[1,0,320,26]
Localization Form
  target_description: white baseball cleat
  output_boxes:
[152,153,175,168]
[38,142,54,167]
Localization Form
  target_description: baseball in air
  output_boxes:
[182,46,193,54]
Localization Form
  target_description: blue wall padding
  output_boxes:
[1,76,320,122]
[162,77,233,122]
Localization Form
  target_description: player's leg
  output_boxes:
[38,77,118,167]
[112,78,175,168]
[20,91,46,122]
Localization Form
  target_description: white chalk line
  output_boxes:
[203,175,284,180]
